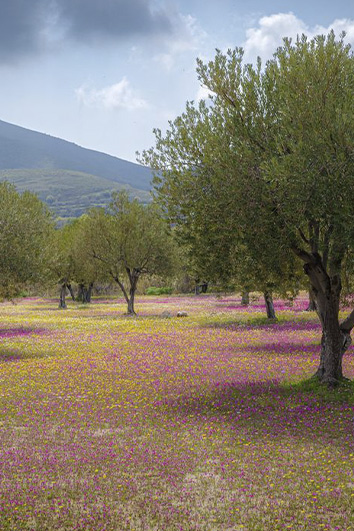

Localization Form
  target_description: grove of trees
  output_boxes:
[2,32,354,387]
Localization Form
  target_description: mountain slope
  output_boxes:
[0,168,151,219]
[0,119,153,191]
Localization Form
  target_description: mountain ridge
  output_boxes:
[0,119,152,190]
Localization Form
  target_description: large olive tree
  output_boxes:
[141,33,354,385]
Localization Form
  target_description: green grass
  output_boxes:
[288,377,354,403]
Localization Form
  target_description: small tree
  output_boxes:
[0,182,53,300]
[50,216,107,308]
[69,215,107,303]
[50,222,76,308]
[86,192,176,314]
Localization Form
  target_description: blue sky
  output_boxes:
[0,0,353,163]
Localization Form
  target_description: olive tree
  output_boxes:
[50,221,77,308]
[51,215,108,308]
[141,33,354,385]
[85,192,176,314]
[0,182,53,299]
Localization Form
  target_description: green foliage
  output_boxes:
[141,32,354,300]
[145,286,173,295]
[195,33,354,280]
[0,182,54,299]
[0,169,151,219]
[84,191,178,312]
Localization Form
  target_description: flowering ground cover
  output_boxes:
[0,294,354,531]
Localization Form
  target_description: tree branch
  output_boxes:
[291,245,316,264]
[340,309,354,333]
[112,274,129,304]
[298,227,310,245]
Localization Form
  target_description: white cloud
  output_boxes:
[75,78,148,110]
[196,85,213,102]
[243,13,354,63]
[154,13,207,70]
[154,52,175,71]
[322,18,354,43]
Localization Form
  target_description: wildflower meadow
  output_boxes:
[0,294,354,531]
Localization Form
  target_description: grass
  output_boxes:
[0,294,353,530]
[289,377,354,404]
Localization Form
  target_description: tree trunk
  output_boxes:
[126,271,139,314]
[293,249,354,385]
[263,291,276,319]
[127,293,135,314]
[77,283,85,303]
[114,270,139,315]
[77,282,93,303]
[67,283,75,301]
[241,291,250,306]
[86,282,93,303]
[306,288,317,311]
[312,293,347,384]
[58,283,67,309]
[201,282,208,293]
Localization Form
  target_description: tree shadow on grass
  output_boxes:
[163,379,354,448]
[0,347,53,362]
[0,328,47,339]
[200,318,320,331]
[241,342,320,355]
[0,328,48,362]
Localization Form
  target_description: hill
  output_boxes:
[0,120,153,218]
[0,168,151,219]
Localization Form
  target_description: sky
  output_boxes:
[0,0,354,164]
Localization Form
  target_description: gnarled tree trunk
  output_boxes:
[67,283,75,302]
[77,282,94,303]
[86,282,93,303]
[294,249,354,385]
[77,283,85,303]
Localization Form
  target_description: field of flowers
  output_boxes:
[0,294,354,531]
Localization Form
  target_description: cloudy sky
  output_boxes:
[0,0,354,163]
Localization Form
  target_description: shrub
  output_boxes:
[146,286,173,295]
